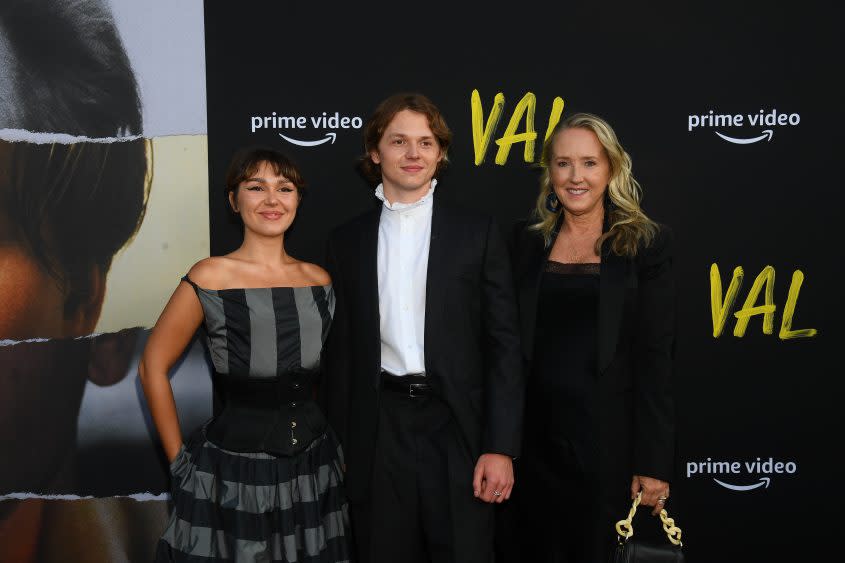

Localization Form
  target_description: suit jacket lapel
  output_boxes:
[424,196,446,372]
[358,206,382,385]
[517,230,547,362]
[519,213,564,362]
[598,248,627,375]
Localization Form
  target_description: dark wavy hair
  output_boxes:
[225,146,306,200]
[0,0,142,137]
[0,0,148,316]
[0,140,151,314]
[358,93,452,185]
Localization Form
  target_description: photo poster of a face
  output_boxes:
[201,4,840,563]
[1,1,210,561]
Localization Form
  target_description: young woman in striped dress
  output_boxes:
[140,147,351,562]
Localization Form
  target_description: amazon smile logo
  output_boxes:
[686,457,797,491]
[250,111,363,147]
[687,109,800,144]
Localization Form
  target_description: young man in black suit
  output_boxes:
[323,93,523,563]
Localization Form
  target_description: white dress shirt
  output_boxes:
[376,180,436,376]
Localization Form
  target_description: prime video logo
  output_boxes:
[686,457,797,491]
[250,111,363,147]
[687,109,800,144]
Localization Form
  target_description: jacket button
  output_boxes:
[291,421,297,428]
[291,437,298,445]
[293,382,301,390]
[290,402,297,408]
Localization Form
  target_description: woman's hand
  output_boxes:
[631,474,670,516]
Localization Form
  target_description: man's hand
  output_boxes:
[472,453,514,503]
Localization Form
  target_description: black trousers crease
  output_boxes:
[351,388,493,563]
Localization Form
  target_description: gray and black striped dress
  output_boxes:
[156,276,350,562]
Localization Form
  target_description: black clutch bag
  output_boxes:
[611,492,684,563]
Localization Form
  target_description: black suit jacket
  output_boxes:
[511,219,676,483]
[322,195,524,501]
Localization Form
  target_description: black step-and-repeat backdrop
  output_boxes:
[204,3,841,561]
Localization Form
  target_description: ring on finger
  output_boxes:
[492,490,503,496]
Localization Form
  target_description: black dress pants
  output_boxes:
[351,385,493,563]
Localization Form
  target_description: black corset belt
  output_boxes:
[212,370,315,409]
[205,370,328,457]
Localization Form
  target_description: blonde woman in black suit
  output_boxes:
[510,113,676,562]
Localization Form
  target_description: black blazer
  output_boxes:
[511,219,676,482]
[322,195,524,501]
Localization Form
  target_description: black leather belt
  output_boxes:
[380,370,431,398]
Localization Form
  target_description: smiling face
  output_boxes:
[369,109,443,203]
[549,127,611,218]
[229,161,300,238]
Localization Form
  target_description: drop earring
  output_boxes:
[545,190,561,213]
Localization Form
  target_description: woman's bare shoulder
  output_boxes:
[186,256,239,289]
[294,261,331,286]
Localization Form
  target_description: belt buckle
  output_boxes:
[408,383,426,398]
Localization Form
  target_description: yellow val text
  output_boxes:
[710,264,743,337]
[779,270,818,340]
[470,89,565,166]
[709,263,817,340]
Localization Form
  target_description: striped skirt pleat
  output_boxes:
[155,429,350,562]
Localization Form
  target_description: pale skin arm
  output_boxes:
[138,281,204,463]
[631,475,671,516]
[473,453,515,504]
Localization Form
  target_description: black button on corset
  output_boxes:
[205,369,327,456]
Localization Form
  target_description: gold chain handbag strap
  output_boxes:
[614,492,683,547]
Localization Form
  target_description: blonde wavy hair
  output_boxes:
[530,113,657,257]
